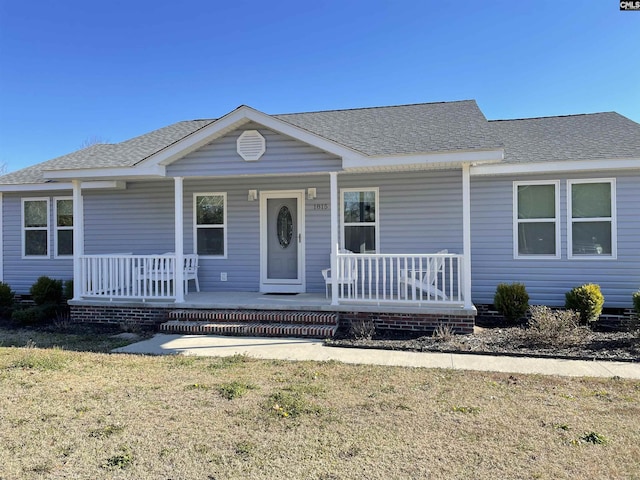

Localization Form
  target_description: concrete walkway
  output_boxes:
[113,334,640,379]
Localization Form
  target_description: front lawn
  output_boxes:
[1,339,639,479]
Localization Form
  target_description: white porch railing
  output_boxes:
[79,254,177,300]
[336,251,465,306]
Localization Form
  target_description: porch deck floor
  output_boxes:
[183,291,332,310]
[74,291,472,315]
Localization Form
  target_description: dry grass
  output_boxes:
[0,345,639,479]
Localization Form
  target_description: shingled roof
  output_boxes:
[0,120,215,185]
[274,100,500,155]
[489,112,640,163]
[1,100,638,186]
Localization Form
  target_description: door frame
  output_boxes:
[259,190,305,293]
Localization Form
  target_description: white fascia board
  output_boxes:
[43,165,165,180]
[140,105,366,168]
[471,158,640,176]
[0,180,126,193]
[342,149,504,170]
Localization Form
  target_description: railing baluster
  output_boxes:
[333,252,464,307]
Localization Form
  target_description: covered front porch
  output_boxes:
[70,166,475,312]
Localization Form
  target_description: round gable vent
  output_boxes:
[237,130,266,161]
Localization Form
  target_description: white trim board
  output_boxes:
[0,181,126,193]
[471,158,640,176]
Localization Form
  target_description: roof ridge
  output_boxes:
[273,99,477,117]
[489,112,617,122]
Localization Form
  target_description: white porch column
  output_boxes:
[174,177,185,303]
[72,180,84,300]
[462,163,472,309]
[330,172,339,305]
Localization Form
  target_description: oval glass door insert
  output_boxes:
[277,205,293,248]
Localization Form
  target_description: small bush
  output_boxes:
[0,281,15,317]
[432,323,456,342]
[493,282,530,323]
[349,319,376,340]
[632,291,640,316]
[12,306,46,326]
[525,305,588,347]
[565,284,604,324]
[30,276,64,306]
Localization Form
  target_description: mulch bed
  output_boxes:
[327,325,640,363]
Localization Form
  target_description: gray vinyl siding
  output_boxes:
[84,181,176,255]
[2,191,74,293]
[470,170,640,308]
[338,170,463,254]
[167,122,342,177]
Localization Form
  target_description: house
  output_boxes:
[0,100,638,335]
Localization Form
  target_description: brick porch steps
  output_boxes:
[160,309,339,338]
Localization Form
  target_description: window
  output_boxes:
[194,193,226,257]
[341,188,378,253]
[23,198,49,257]
[513,181,560,258]
[54,197,73,257]
[568,179,616,259]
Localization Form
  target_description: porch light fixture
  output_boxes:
[307,188,317,200]
[247,189,258,201]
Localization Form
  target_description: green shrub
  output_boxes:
[633,291,640,316]
[565,284,604,324]
[30,276,63,306]
[493,282,530,323]
[0,281,15,317]
[12,306,46,326]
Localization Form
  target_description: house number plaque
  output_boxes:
[313,204,329,210]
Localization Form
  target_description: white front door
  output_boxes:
[260,191,305,293]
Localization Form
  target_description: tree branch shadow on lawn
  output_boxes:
[0,320,153,353]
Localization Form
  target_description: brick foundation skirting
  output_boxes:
[338,311,475,335]
[476,304,639,331]
[70,303,476,335]
[70,304,169,329]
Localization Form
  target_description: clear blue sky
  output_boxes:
[0,0,638,173]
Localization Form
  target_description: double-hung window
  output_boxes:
[568,179,616,258]
[513,181,560,258]
[54,197,73,257]
[341,188,378,253]
[194,193,226,257]
[23,198,49,257]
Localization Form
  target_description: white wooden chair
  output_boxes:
[322,250,357,298]
[183,254,200,293]
[141,253,200,293]
[399,249,449,300]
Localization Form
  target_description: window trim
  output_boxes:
[513,180,560,260]
[193,192,227,259]
[22,197,50,259]
[340,187,380,254]
[567,178,617,260]
[53,196,73,258]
